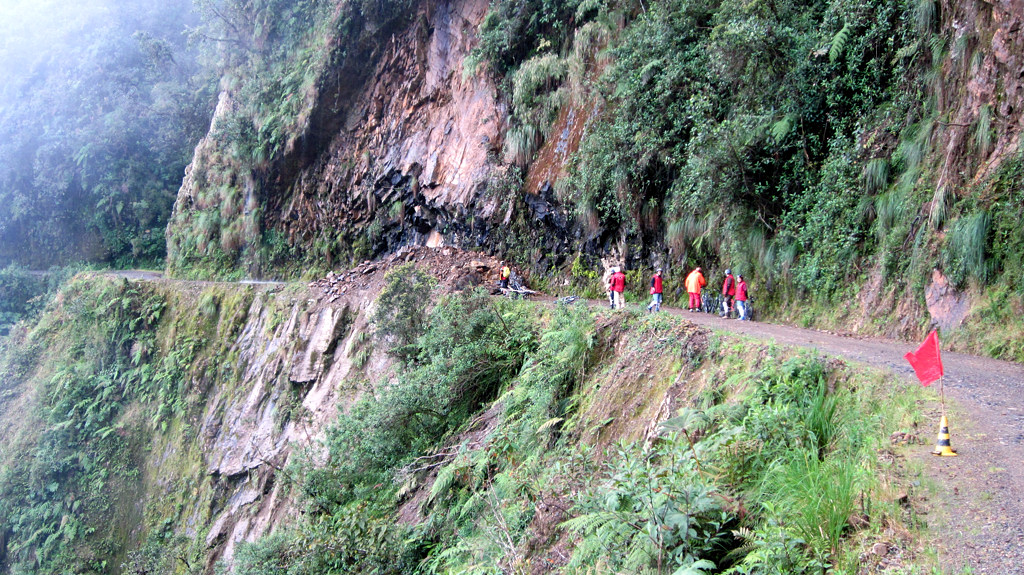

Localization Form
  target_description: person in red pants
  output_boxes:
[684,267,705,312]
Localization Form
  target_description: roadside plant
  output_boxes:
[563,436,733,573]
[371,263,437,357]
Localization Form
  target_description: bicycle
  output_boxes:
[500,276,538,300]
[737,298,755,321]
[700,292,723,314]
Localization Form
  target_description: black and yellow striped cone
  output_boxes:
[932,415,958,457]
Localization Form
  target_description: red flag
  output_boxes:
[905,330,944,386]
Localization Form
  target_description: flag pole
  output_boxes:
[938,334,945,418]
[939,374,945,418]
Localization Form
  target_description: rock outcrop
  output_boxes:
[937,0,1023,192]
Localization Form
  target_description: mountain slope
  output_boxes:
[164,0,1024,358]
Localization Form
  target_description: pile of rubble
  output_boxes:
[307,246,516,303]
[309,262,379,302]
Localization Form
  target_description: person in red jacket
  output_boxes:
[721,268,736,318]
[735,274,749,320]
[609,267,626,309]
[646,268,663,312]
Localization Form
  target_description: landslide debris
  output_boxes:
[307,246,528,302]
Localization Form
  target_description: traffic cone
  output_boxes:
[932,415,958,457]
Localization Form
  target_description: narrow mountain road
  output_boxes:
[106,268,1022,573]
[650,303,1024,574]
[105,270,287,286]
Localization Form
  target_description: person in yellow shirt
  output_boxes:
[499,262,511,289]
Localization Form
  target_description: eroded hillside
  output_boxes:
[0,253,929,573]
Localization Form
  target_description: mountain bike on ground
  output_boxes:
[500,275,537,300]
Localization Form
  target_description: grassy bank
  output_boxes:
[0,268,938,573]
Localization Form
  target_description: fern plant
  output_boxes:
[563,437,733,574]
[828,22,852,64]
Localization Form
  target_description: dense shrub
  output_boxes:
[0,264,46,330]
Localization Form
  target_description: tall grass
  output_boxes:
[804,377,843,459]
[914,0,937,33]
[862,158,890,194]
[504,122,542,166]
[929,185,952,229]
[758,454,862,559]
[874,187,910,240]
[974,104,993,157]
[511,54,567,111]
[943,211,992,285]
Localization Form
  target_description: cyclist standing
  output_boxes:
[721,269,736,318]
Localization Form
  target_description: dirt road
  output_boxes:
[655,306,1024,574]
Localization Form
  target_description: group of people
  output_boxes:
[683,266,750,320]
[605,265,751,320]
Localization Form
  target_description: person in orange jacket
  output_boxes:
[684,267,706,312]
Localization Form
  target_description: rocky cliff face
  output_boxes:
[195,292,357,567]
[135,248,506,570]
[137,283,364,569]
[936,0,1022,191]
[166,0,580,279]
[274,0,509,252]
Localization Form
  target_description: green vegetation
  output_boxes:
[0,275,271,572]
[220,283,926,573]
[3,0,1020,570]
[0,277,168,572]
[0,0,214,269]
[0,264,47,333]
[0,264,89,335]
[0,265,934,574]
[460,0,1021,359]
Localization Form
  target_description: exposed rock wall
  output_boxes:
[937,0,1023,192]
[272,0,510,253]
[139,247,509,571]
[167,0,582,278]
[166,287,368,569]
